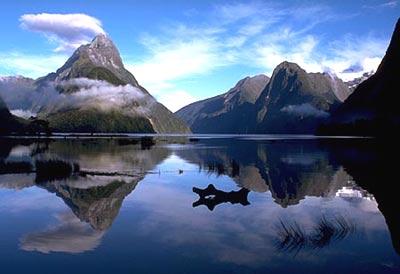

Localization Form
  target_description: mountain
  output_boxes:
[254,62,349,133]
[34,34,190,134]
[176,75,269,133]
[177,62,350,134]
[321,19,400,136]
[36,35,139,88]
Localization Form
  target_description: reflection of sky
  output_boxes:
[0,142,399,273]
[120,156,399,271]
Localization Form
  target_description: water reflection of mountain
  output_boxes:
[177,139,354,208]
[325,140,400,255]
[179,138,400,255]
[1,137,399,256]
[0,138,169,231]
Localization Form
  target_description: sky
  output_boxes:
[0,0,399,112]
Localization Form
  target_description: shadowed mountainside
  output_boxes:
[320,18,400,136]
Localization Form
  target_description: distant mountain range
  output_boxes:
[2,18,398,136]
[177,61,351,134]
[0,35,190,134]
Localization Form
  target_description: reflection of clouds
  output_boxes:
[0,174,35,190]
[125,155,387,266]
[20,212,104,254]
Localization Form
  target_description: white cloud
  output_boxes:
[41,78,153,115]
[20,13,106,52]
[254,34,322,74]
[322,36,388,81]
[125,1,382,108]
[156,90,199,112]
[363,0,398,9]
[382,0,398,7]
[0,52,67,79]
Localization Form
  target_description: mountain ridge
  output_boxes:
[176,74,269,133]
[32,34,191,134]
[177,61,351,134]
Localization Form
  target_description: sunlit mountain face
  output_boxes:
[0,136,399,273]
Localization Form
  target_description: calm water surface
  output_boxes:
[0,136,399,274]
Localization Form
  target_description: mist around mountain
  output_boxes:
[320,19,400,136]
[0,35,190,134]
[2,19,398,135]
[177,62,351,134]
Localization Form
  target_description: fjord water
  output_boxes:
[0,136,399,274]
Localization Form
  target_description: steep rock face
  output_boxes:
[323,19,400,136]
[35,35,190,134]
[177,62,350,134]
[254,62,347,133]
[176,75,269,133]
[37,34,138,88]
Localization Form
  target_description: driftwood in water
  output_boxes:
[192,184,250,211]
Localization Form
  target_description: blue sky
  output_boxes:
[0,0,399,111]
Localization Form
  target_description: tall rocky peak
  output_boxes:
[257,61,344,115]
[253,61,350,133]
[265,61,348,102]
[42,34,139,87]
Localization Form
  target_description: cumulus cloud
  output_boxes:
[281,103,330,118]
[20,13,106,52]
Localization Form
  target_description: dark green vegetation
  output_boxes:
[320,19,400,136]
[47,108,155,133]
